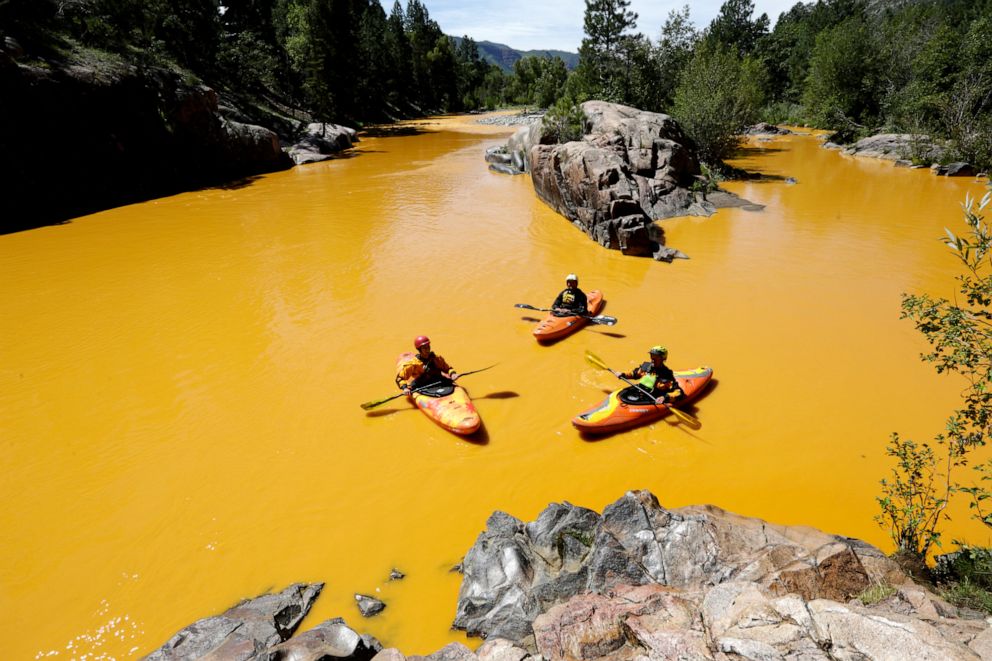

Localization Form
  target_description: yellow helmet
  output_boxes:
[649,345,667,358]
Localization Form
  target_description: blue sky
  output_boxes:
[379,1,800,52]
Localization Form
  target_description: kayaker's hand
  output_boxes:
[402,386,412,395]
[450,372,459,382]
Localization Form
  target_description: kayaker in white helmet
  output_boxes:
[620,345,683,403]
[551,273,588,317]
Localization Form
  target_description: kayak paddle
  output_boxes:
[583,350,701,429]
[514,303,618,326]
[360,364,498,411]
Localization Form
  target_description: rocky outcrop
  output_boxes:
[0,60,294,232]
[448,490,992,659]
[829,132,946,163]
[287,123,360,165]
[142,491,992,661]
[746,122,793,135]
[260,617,383,661]
[495,101,751,261]
[143,583,324,660]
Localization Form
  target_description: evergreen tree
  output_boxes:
[654,5,698,110]
[384,0,414,109]
[576,0,640,101]
[705,0,768,57]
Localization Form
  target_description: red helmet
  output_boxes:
[414,335,431,349]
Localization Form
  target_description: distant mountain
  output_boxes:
[451,37,579,73]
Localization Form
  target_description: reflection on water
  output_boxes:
[1,116,989,658]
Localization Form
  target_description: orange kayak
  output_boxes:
[396,353,482,435]
[572,366,713,434]
[533,290,604,343]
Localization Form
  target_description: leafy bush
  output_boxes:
[672,41,766,164]
[878,193,992,560]
[542,97,587,144]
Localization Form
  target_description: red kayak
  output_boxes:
[533,290,604,343]
[572,366,713,434]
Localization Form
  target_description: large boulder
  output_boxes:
[287,122,359,165]
[452,491,909,646]
[259,617,383,661]
[143,583,323,660]
[498,101,742,261]
[835,133,946,163]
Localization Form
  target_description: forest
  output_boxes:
[1,0,991,167]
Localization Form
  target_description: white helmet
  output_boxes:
[566,273,578,282]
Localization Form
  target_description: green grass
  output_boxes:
[941,578,992,614]
[858,582,897,606]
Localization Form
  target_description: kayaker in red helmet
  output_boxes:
[551,273,588,317]
[396,335,459,395]
[620,346,683,403]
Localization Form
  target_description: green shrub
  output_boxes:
[542,97,587,144]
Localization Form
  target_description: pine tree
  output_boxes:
[576,0,640,102]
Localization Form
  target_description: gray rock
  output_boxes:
[489,163,524,176]
[746,122,792,136]
[143,582,322,660]
[945,162,976,177]
[389,568,406,581]
[355,593,387,617]
[475,638,531,661]
[490,101,754,261]
[453,491,907,648]
[258,617,382,661]
[408,642,477,661]
[287,123,358,165]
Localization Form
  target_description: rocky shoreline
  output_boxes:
[143,490,992,660]
[0,58,361,233]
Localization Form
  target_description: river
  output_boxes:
[1,114,988,659]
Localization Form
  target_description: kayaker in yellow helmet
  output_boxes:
[620,346,683,403]
[396,335,459,395]
[551,273,588,317]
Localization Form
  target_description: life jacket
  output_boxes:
[636,361,658,389]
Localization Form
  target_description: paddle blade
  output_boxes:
[514,303,541,311]
[668,405,701,429]
[584,350,610,371]
[588,315,618,326]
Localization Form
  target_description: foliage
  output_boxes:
[857,581,897,606]
[942,579,992,613]
[541,96,587,144]
[876,433,951,558]
[574,0,640,102]
[802,16,880,131]
[703,0,769,57]
[671,41,766,163]
[652,6,698,110]
[877,193,992,560]
[937,545,992,613]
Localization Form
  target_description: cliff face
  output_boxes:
[0,58,290,232]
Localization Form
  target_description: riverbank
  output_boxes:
[144,491,992,660]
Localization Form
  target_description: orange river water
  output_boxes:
[2,112,991,659]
